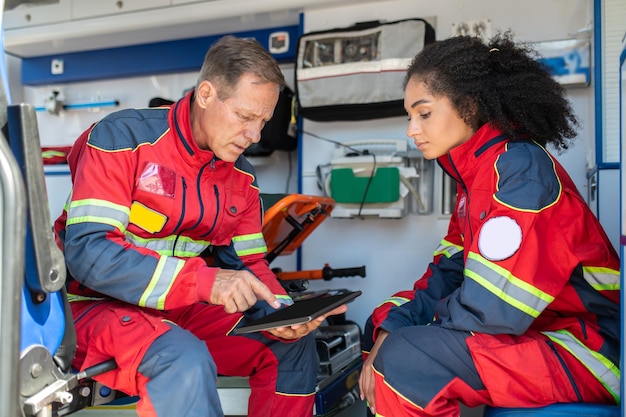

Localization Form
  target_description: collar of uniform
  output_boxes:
[440,123,507,185]
[171,90,220,168]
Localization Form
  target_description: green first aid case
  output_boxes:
[330,166,400,204]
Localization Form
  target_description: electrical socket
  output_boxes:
[51,59,64,75]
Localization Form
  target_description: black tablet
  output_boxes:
[232,290,362,334]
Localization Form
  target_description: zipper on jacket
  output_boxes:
[445,156,473,242]
[171,177,188,234]
[546,339,583,402]
[202,184,220,237]
[172,163,217,254]
[73,300,109,324]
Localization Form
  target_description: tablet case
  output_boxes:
[232,291,362,334]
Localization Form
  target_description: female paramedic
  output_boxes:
[358,32,620,417]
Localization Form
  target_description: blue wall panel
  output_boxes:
[21,25,299,85]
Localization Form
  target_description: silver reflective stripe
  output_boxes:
[465,252,553,318]
[543,330,620,402]
[582,266,620,291]
[377,296,410,308]
[433,239,462,258]
[67,198,129,230]
[139,256,184,310]
[126,233,210,257]
[233,233,267,256]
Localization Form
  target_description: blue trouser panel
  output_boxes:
[137,323,223,417]
[373,325,485,408]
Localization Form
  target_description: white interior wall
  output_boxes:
[5,0,600,360]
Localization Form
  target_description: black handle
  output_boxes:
[77,358,118,380]
[322,265,366,280]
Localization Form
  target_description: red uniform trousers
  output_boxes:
[71,300,318,417]
[371,326,616,417]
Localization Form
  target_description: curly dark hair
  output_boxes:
[404,32,578,151]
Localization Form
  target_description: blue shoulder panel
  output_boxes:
[235,155,259,188]
[88,107,169,152]
[494,141,561,211]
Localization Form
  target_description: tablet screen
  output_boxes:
[232,290,362,334]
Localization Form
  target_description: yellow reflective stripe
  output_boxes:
[126,232,211,257]
[372,365,424,412]
[63,189,72,212]
[583,266,620,291]
[67,294,106,302]
[42,150,67,158]
[465,252,554,318]
[66,198,129,231]
[377,296,410,308]
[276,294,294,305]
[233,233,267,256]
[543,330,620,403]
[138,256,184,309]
[433,238,462,258]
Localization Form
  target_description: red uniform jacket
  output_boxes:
[371,124,620,396]
[54,91,291,311]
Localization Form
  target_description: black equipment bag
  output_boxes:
[244,85,296,157]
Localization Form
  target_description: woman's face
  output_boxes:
[404,77,475,159]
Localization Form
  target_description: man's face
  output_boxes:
[193,73,280,162]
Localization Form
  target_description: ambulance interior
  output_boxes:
[0,1,623,417]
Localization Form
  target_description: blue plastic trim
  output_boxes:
[296,12,304,272]
[21,25,299,86]
[35,100,120,112]
[594,0,605,168]
[597,162,620,170]
[20,287,65,354]
[43,168,70,176]
[296,12,304,196]
[619,25,625,417]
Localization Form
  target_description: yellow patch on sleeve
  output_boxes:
[129,201,167,234]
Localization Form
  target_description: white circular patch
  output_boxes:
[478,216,522,261]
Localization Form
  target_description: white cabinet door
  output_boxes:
[3,0,71,29]
[71,0,171,20]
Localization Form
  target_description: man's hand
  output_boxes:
[210,269,280,313]
[266,304,348,340]
[359,330,389,415]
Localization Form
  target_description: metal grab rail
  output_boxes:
[8,103,66,294]
[0,93,28,417]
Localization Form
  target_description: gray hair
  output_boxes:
[196,35,285,99]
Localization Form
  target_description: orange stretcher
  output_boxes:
[261,193,366,291]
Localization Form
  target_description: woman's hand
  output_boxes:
[266,304,348,340]
[359,330,389,415]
